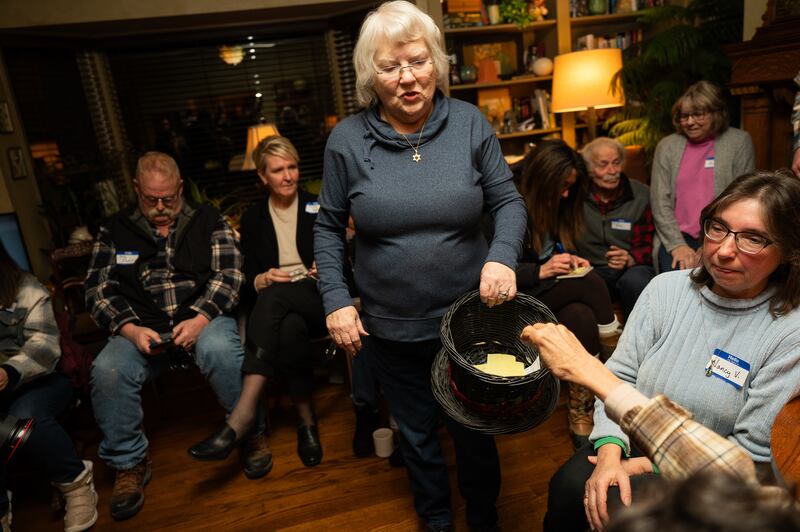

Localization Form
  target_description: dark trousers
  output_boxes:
[657,232,700,273]
[243,279,327,401]
[594,265,655,319]
[533,271,615,356]
[544,443,659,531]
[0,373,83,516]
[361,335,501,527]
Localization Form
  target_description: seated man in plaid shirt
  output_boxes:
[85,152,268,522]
[574,137,655,320]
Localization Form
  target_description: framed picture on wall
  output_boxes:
[8,147,26,179]
[0,101,12,134]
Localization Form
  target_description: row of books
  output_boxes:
[571,0,665,17]
[575,29,644,50]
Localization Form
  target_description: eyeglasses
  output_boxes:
[703,218,774,254]
[140,194,180,208]
[676,111,708,123]
[375,59,433,78]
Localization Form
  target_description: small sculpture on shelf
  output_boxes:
[530,0,549,21]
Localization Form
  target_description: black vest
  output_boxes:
[107,203,219,333]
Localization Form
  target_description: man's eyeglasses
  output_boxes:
[703,218,774,254]
[375,59,433,78]
[140,194,179,208]
[676,111,708,123]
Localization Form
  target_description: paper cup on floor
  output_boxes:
[373,428,394,458]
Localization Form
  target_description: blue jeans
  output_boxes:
[0,373,84,517]
[361,335,501,528]
[91,315,246,470]
[658,232,700,273]
[594,264,655,319]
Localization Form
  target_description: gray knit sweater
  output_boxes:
[314,91,526,342]
[591,270,800,462]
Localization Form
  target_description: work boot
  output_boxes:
[568,382,595,450]
[110,457,151,521]
[53,460,98,532]
[352,406,380,457]
[239,432,273,479]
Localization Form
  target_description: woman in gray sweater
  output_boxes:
[651,81,755,273]
[314,2,526,530]
[545,170,800,531]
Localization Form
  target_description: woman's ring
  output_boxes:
[498,290,509,299]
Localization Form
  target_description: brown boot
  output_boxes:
[568,383,595,450]
[239,433,273,480]
[54,460,99,532]
[110,458,151,521]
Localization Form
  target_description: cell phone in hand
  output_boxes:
[149,333,174,355]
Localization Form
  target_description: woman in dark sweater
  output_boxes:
[514,139,621,448]
[189,135,327,472]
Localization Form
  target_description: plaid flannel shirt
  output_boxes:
[85,203,243,334]
[594,191,654,266]
[793,71,800,152]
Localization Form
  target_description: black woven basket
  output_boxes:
[432,291,560,434]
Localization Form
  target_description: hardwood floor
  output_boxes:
[11,368,573,531]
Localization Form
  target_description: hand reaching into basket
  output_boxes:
[326,305,368,357]
[480,261,517,308]
[520,323,622,401]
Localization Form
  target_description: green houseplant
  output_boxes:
[607,0,745,157]
[500,0,534,27]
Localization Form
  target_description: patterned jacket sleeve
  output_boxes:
[189,215,244,320]
[2,276,61,387]
[84,225,140,334]
[629,205,654,265]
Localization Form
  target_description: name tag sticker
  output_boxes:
[705,348,750,389]
[305,201,320,214]
[116,251,139,265]
[704,157,715,169]
[610,219,632,231]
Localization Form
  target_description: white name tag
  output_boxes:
[116,251,139,265]
[305,201,320,214]
[705,348,749,389]
[704,157,715,169]
[610,219,632,231]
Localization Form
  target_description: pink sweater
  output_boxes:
[674,137,715,238]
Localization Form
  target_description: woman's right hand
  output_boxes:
[255,268,292,291]
[326,305,368,357]
[539,253,575,279]
[670,245,698,270]
[584,444,632,531]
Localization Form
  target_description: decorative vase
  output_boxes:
[588,0,608,15]
[459,64,478,83]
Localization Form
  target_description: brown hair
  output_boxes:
[671,80,729,136]
[515,139,588,252]
[690,169,800,316]
[251,135,300,175]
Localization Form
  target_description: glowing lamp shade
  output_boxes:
[241,123,280,171]
[551,49,624,113]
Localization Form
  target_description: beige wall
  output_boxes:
[743,0,769,41]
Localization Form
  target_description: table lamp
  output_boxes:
[241,123,280,171]
[551,48,624,140]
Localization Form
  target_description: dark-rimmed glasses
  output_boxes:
[703,218,774,254]
[140,194,180,208]
[676,111,708,123]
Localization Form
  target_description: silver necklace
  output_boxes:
[400,120,426,163]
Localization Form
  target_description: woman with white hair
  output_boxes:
[314,1,527,529]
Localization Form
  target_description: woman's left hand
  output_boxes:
[480,261,517,308]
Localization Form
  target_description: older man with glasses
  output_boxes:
[85,152,264,521]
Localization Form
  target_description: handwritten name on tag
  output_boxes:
[610,219,632,231]
[305,201,320,214]
[116,251,139,265]
[706,348,750,389]
[704,157,715,169]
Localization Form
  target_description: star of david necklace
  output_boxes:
[400,120,426,163]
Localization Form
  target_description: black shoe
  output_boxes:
[188,424,238,461]
[297,424,323,467]
[239,433,273,479]
[352,407,379,457]
[425,522,454,532]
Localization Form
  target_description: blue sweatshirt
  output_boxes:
[314,92,526,342]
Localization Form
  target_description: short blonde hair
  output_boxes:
[352,0,449,108]
[581,137,625,173]
[136,151,180,182]
[672,80,729,136]
[251,135,300,174]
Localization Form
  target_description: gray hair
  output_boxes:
[352,0,449,108]
[136,151,180,182]
[581,137,625,173]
